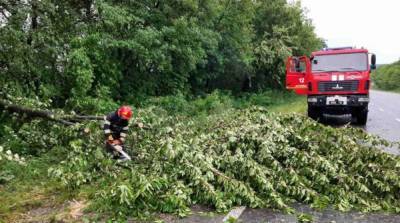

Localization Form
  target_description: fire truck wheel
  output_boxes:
[308,106,320,121]
[356,108,368,125]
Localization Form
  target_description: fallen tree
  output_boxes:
[46,106,400,219]
[0,99,103,125]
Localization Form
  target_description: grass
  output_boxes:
[371,85,400,94]
[268,95,306,114]
[143,90,307,116]
[0,149,78,222]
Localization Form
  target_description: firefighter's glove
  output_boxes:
[113,139,122,145]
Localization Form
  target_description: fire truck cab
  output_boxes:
[286,47,376,125]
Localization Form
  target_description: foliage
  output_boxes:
[142,90,303,116]
[372,60,400,92]
[0,0,323,107]
[42,106,400,219]
[6,1,398,222]
[0,146,71,222]
[0,146,25,185]
[297,213,313,222]
[0,145,25,165]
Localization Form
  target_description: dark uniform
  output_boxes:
[103,111,129,158]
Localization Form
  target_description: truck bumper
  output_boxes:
[307,95,369,123]
[322,113,352,121]
[307,95,369,107]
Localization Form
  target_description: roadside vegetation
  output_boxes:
[372,60,400,92]
[1,92,307,222]
[2,93,400,222]
[2,0,400,222]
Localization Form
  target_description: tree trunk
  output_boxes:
[0,99,102,125]
[27,0,38,46]
[0,99,148,129]
[85,0,93,20]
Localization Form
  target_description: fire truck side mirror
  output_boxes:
[371,54,376,70]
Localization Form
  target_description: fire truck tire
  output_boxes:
[356,108,368,125]
[308,106,320,121]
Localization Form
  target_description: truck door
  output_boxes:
[285,56,310,95]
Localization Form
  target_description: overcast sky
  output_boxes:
[300,0,400,64]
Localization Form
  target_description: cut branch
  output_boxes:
[0,99,149,129]
[0,99,102,125]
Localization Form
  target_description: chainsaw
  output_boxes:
[118,149,132,161]
[109,140,132,161]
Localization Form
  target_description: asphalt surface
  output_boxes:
[364,90,400,154]
[167,90,400,223]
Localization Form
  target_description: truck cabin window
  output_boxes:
[312,53,368,72]
[290,59,307,73]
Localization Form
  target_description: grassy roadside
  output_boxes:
[141,90,307,116]
[371,85,400,94]
[268,96,306,113]
[0,149,79,222]
[0,91,307,222]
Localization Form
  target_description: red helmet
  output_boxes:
[117,106,133,120]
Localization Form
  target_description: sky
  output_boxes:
[300,0,400,64]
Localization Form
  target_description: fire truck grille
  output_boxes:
[318,81,359,92]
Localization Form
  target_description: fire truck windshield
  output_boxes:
[312,53,368,72]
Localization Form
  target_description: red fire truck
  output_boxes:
[286,47,376,125]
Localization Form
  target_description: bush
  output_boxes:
[373,61,400,91]
[142,90,300,117]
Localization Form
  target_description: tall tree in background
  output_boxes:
[252,0,323,90]
[0,0,323,111]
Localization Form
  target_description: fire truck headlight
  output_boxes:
[307,97,318,103]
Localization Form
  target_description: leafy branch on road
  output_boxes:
[42,106,400,219]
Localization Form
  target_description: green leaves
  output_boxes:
[43,105,400,219]
[1,0,322,107]
[372,60,400,91]
[297,213,313,222]
[116,184,134,206]
[65,48,94,98]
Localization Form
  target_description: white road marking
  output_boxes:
[396,118,400,123]
[222,206,246,222]
[379,108,384,112]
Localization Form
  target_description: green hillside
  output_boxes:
[372,60,400,92]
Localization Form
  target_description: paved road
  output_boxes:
[167,90,400,223]
[164,204,400,223]
[365,90,400,152]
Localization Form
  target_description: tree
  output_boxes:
[1,0,323,109]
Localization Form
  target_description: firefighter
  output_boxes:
[103,106,132,160]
